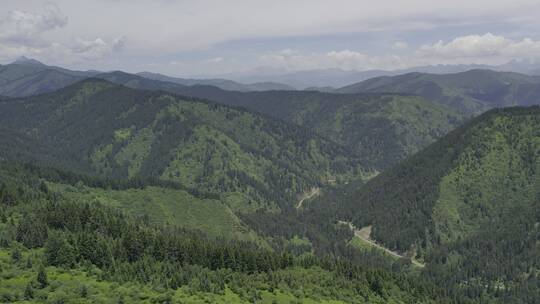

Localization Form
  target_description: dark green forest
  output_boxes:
[0,63,467,171]
[97,71,464,170]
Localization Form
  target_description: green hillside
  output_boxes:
[48,182,264,243]
[336,106,540,302]
[0,161,447,304]
[0,79,366,212]
[98,72,464,170]
[338,69,540,114]
[201,92,463,170]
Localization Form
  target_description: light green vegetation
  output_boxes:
[113,127,154,178]
[47,182,265,245]
[0,249,356,304]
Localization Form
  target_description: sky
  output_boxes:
[1,0,540,77]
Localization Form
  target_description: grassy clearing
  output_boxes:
[48,182,266,245]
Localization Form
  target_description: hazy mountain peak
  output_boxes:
[11,56,46,67]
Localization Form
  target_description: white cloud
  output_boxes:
[0,3,67,46]
[5,0,539,54]
[392,41,408,50]
[72,36,126,59]
[418,33,540,64]
[205,57,224,63]
[258,49,407,71]
[0,4,125,64]
[254,33,540,72]
[2,1,540,73]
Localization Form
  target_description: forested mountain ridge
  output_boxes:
[180,91,464,170]
[333,106,540,302]
[338,69,540,114]
[98,71,465,170]
[0,63,467,171]
[0,79,367,212]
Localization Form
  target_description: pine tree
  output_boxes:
[25,258,33,269]
[37,266,48,288]
[11,247,21,263]
[24,282,34,299]
[80,285,88,298]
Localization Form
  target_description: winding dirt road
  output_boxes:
[296,187,320,209]
[338,221,425,268]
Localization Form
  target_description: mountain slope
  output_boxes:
[0,79,366,211]
[337,106,540,301]
[0,61,96,97]
[99,71,464,170]
[338,69,540,113]
[217,63,540,89]
[0,68,85,97]
[184,90,463,170]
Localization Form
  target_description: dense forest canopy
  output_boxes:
[330,106,540,302]
[0,63,467,171]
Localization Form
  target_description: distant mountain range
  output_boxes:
[337,69,540,113]
[137,71,295,92]
[0,57,295,97]
[216,61,540,89]
[5,57,540,95]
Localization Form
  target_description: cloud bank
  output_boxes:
[0,3,124,64]
[0,3,67,46]
[255,33,540,72]
[418,33,540,64]
[1,1,540,74]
